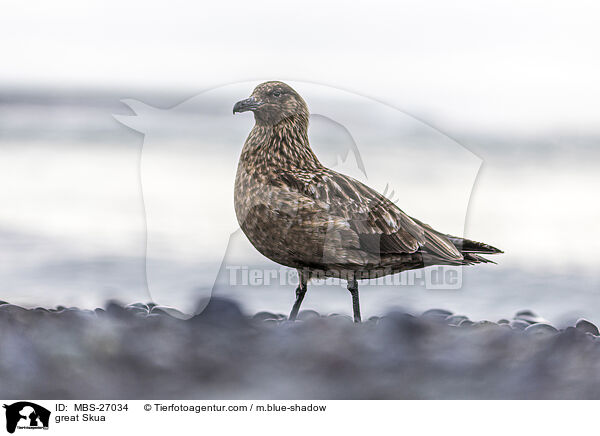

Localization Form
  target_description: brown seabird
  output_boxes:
[233,81,502,322]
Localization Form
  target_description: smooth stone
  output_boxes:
[151,305,187,319]
[509,320,530,330]
[473,320,497,328]
[497,319,510,324]
[105,302,129,318]
[575,318,599,336]
[422,309,453,319]
[190,297,246,325]
[379,312,430,336]
[297,310,320,321]
[253,311,279,321]
[262,319,279,325]
[280,320,304,327]
[445,315,469,325]
[514,310,548,324]
[128,302,150,311]
[458,319,474,327]
[327,314,354,323]
[516,309,537,316]
[125,306,148,316]
[525,323,558,336]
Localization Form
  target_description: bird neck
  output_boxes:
[244,115,322,171]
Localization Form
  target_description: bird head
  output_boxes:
[233,81,309,126]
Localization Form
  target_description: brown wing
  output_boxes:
[280,169,463,261]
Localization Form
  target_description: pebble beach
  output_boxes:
[2,298,600,399]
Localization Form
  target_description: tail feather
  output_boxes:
[463,253,497,264]
[448,236,503,255]
[410,216,502,266]
[444,236,503,265]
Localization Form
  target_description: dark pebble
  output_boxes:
[497,319,510,324]
[262,319,279,326]
[104,302,130,319]
[125,306,148,316]
[473,320,498,329]
[377,313,431,337]
[422,309,453,320]
[525,323,558,336]
[514,310,547,325]
[253,311,279,321]
[297,310,320,320]
[458,319,474,327]
[509,320,530,330]
[190,297,246,326]
[279,320,304,328]
[128,302,149,311]
[445,315,469,325]
[575,318,599,336]
[327,314,354,323]
[516,309,536,316]
[151,305,187,319]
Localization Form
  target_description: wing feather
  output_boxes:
[277,169,465,261]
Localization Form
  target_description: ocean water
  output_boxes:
[1,85,599,325]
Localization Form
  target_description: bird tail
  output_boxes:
[409,216,502,265]
[447,236,503,264]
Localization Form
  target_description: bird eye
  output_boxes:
[272,91,282,97]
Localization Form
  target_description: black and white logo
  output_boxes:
[3,402,50,434]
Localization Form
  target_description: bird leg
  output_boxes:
[347,276,362,323]
[289,269,308,321]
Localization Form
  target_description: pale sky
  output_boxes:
[2,0,600,133]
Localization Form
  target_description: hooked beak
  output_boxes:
[233,97,263,114]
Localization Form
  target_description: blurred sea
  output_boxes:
[1,86,599,325]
